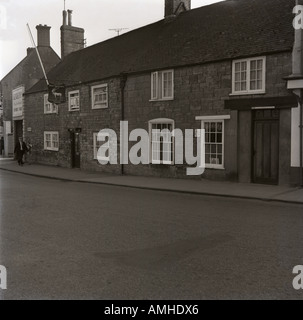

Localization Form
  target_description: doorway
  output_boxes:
[70,129,81,169]
[252,109,279,185]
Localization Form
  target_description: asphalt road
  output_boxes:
[0,170,303,300]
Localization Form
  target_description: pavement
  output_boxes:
[0,157,302,204]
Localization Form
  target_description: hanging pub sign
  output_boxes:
[48,84,66,104]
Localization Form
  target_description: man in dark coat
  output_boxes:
[14,137,28,166]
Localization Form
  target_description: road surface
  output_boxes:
[0,170,302,299]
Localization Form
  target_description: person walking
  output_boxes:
[14,137,28,166]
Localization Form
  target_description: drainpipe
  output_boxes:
[120,73,127,176]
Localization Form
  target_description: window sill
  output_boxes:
[205,166,225,170]
[151,162,174,166]
[229,91,266,96]
[149,98,174,102]
[68,109,80,112]
[44,149,59,152]
[92,106,109,110]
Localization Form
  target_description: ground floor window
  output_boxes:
[196,115,230,170]
[202,121,224,169]
[149,119,174,165]
[44,132,59,151]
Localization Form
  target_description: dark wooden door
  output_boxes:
[71,131,81,169]
[253,109,279,185]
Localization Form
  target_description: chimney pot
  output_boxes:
[165,0,191,19]
[63,10,67,26]
[27,47,34,56]
[67,9,73,26]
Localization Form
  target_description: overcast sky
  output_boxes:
[0,0,224,80]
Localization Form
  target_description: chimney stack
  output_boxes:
[36,24,51,47]
[165,0,191,19]
[61,9,85,59]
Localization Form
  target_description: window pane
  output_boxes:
[250,70,256,81]
[211,144,216,154]
[217,133,222,143]
[152,73,158,99]
[218,144,222,154]
[205,154,210,164]
[235,62,241,72]
[163,72,173,98]
[205,134,209,143]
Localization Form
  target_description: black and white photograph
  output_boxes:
[0,0,303,302]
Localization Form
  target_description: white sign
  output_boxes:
[12,86,24,119]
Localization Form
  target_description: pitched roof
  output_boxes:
[27,0,294,94]
[1,47,60,87]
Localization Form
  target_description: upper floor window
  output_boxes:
[91,84,108,109]
[44,94,58,114]
[68,90,80,111]
[232,57,266,95]
[151,70,174,101]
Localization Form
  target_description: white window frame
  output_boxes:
[68,90,80,112]
[91,84,108,109]
[44,94,58,114]
[44,131,59,151]
[93,132,110,162]
[231,56,266,95]
[196,115,231,170]
[151,72,159,100]
[150,70,174,101]
[148,118,175,165]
